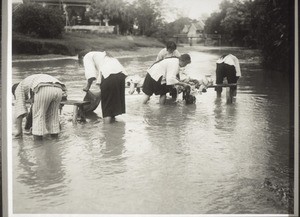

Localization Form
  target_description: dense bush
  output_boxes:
[13,3,65,38]
[12,38,76,55]
[204,0,294,73]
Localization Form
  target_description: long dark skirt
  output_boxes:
[100,72,126,118]
[215,62,239,93]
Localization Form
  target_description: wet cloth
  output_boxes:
[82,90,101,113]
[83,51,127,85]
[156,48,181,61]
[100,72,126,118]
[14,74,65,136]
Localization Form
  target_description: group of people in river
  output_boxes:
[12,41,241,140]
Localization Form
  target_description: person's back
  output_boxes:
[216,54,241,77]
[147,58,180,85]
[215,54,241,97]
[12,74,66,139]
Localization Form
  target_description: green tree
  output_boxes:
[204,0,232,35]
[251,0,293,72]
[220,0,252,46]
[132,0,164,36]
[86,0,135,34]
[13,3,65,38]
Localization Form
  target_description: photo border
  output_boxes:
[2,0,299,216]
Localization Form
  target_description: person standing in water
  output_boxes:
[215,54,241,97]
[142,54,191,105]
[79,51,127,123]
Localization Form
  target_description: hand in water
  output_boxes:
[83,85,90,92]
[14,131,23,139]
[24,128,32,135]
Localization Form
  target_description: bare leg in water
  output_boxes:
[159,94,166,105]
[103,116,116,124]
[142,94,150,104]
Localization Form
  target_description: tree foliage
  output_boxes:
[204,0,294,71]
[13,3,65,38]
[85,0,165,36]
[132,0,164,36]
[251,0,293,71]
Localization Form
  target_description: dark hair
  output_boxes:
[166,41,177,51]
[12,83,20,99]
[78,48,92,65]
[105,51,114,58]
[180,53,191,63]
[220,54,230,59]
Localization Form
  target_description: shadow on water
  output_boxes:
[14,138,67,212]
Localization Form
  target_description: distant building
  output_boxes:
[25,0,90,7]
[25,0,91,25]
[22,0,115,33]
[181,20,205,38]
[174,20,205,45]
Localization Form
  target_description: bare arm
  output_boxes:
[14,115,24,138]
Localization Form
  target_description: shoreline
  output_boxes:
[12,46,248,63]
[12,47,165,63]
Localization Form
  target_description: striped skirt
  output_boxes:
[32,86,62,136]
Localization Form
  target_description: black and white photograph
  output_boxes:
[1,0,299,216]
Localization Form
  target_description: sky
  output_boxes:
[124,0,224,22]
[163,0,223,21]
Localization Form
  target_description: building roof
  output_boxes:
[181,20,205,34]
[194,20,205,30]
[182,25,190,34]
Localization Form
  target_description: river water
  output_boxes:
[11,48,294,214]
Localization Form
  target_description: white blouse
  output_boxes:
[147,58,180,85]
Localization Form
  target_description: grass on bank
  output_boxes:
[12,31,165,57]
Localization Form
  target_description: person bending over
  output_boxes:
[215,54,241,97]
[79,51,127,123]
[12,74,67,140]
[142,54,191,105]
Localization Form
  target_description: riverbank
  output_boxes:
[12,32,165,57]
[12,31,263,63]
[12,44,261,64]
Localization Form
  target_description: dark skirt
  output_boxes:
[142,73,171,96]
[100,72,126,118]
[215,62,239,92]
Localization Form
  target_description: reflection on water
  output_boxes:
[12,50,293,214]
